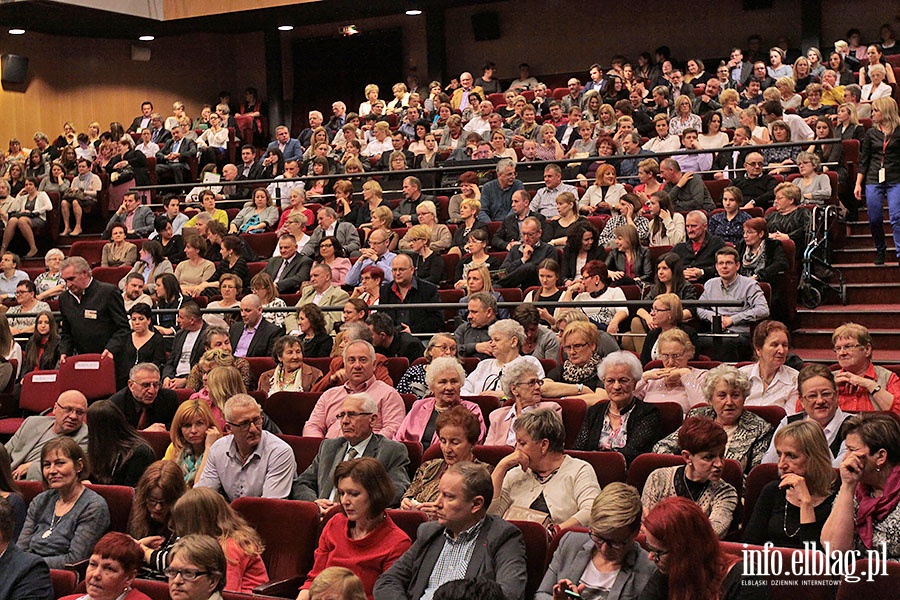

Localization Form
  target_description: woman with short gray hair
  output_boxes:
[654,364,774,471]
[461,319,544,397]
[573,351,661,465]
[394,356,486,449]
[485,361,562,446]
[489,409,599,530]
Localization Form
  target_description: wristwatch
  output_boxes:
[576,383,584,393]
[871,384,882,395]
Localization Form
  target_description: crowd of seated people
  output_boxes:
[2,28,900,600]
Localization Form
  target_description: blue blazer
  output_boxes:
[0,544,54,600]
[266,139,302,163]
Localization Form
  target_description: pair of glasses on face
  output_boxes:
[226,416,262,431]
[164,568,208,581]
[590,531,629,550]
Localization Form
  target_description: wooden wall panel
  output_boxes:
[0,31,264,144]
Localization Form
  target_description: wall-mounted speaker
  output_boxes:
[131,45,151,62]
[1,54,29,84]
[471,12,500,41]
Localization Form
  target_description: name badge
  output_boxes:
[84,309,98,319]
[879,168,886,184]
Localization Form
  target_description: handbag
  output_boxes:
[110,166,134,185]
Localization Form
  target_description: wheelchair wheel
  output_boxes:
[799,284,822,309]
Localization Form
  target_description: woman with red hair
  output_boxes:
[640,496,767,600]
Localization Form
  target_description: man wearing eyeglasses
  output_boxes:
[345,228,397,287]
[195,394,296,501]
[378,253,443,334]
[731,151,778,210]
[292,392,410,512]
[108,363,178,432]
[761,363,851,466]
[6,390,88,481]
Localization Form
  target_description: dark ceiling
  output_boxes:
[0,0,492,39]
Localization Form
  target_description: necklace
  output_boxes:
[682,468,709,503]
[782,500,801,538]
[42,514,63,539]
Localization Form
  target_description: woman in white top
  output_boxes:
[668,96,702,137]
[645,190,686,246]
[642,115,681,153]
[737,320,798,413]
[580,164,627,215]
[861,64,893,104]
[767,47,793,79]
[776,76,802,110]
[699,111,729,149]
[358,83,381,116]
[196,113,229,169]
[461,319,545,397]
[3,177,52,258]
[740,106,770,145]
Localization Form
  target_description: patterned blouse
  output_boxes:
[652,405,774,472]
[403,458,489,504]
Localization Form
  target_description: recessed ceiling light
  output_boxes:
[405,9,422,16]
[278,25,294,31]
[139,35,155,41]
[8,28,25,35]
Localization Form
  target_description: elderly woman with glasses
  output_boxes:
[831,322,900,413]
[573,351,661,466]
[394,356,486,450]
[653,364,774,473]
[541,321,602,399]
[396,333,458,399]
[485,359,562,446]
[489,409,600,532]
[461,319,544,398]
[636,329,707,415]
[537,483,654,600]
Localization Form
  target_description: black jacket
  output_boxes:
[673,234,726,283]
[573,399,661,465]
[108,387,179,430]
[379,278,443,333]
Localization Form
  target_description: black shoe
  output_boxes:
[875,250,886,265]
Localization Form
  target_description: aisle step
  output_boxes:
[796,305,900,329]
[834,263,900,284]
[843,282,900,304]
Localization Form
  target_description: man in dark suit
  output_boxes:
[58,257,130,388]
[732,151,778,211]
[374,462,527,600]
[726,47,753,87]
[230,294,282,358]
[155,124,197,185]
[108,363,179,431]
[393,176,434,227]
[127,100,154,133]
[291,392,410,510]
[264,233,309,294]
[378,254,443,334]
[162,301,207,389]
[235,144,265,199]
[0,496,54,600]
[674,211,726,283]
[148,114,172,147]
[497,216,556,288]
[492,190,545,251]
[376,131,415,171]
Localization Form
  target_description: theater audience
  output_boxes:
[461,319,544,397]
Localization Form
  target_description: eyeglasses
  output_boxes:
[369,239,388,246]
[603,377,634,387]
[833,344,864,353]
[646,545,670,559]
[336,411,373,420]
[319,243,333,248]
[745,161,764,166]
[164,568,209,581]
[802,391,836,402]
[55,402,86,417]
[562,342,590,353]
[514,379,543,388]
[226,416,263,431]
[133,380,161,389]
[431,344,457,353]
[590,531,629,550]
[145,497,169,508]
[660,351,685,361]
[650,306,670,313]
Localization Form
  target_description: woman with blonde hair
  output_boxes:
[164,400,221,486]
[363,205,398,251]
[669,96,701,137]
[401,224,444,285]
[458,265,508,320]
[739,106,771,145]
[744,419,837,548]
[399,200,451,253]
[171,487,267,593]
[636,328,706,414]
[309,567,366,600]
[776,76,801,110]
[858,97,900,267]
[580,164,626,216]
[535,123,564,160]
[348,179,388,228]
[718,89,742,129]
[189,361,242,429]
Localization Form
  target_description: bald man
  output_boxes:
[229,294,283,358]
